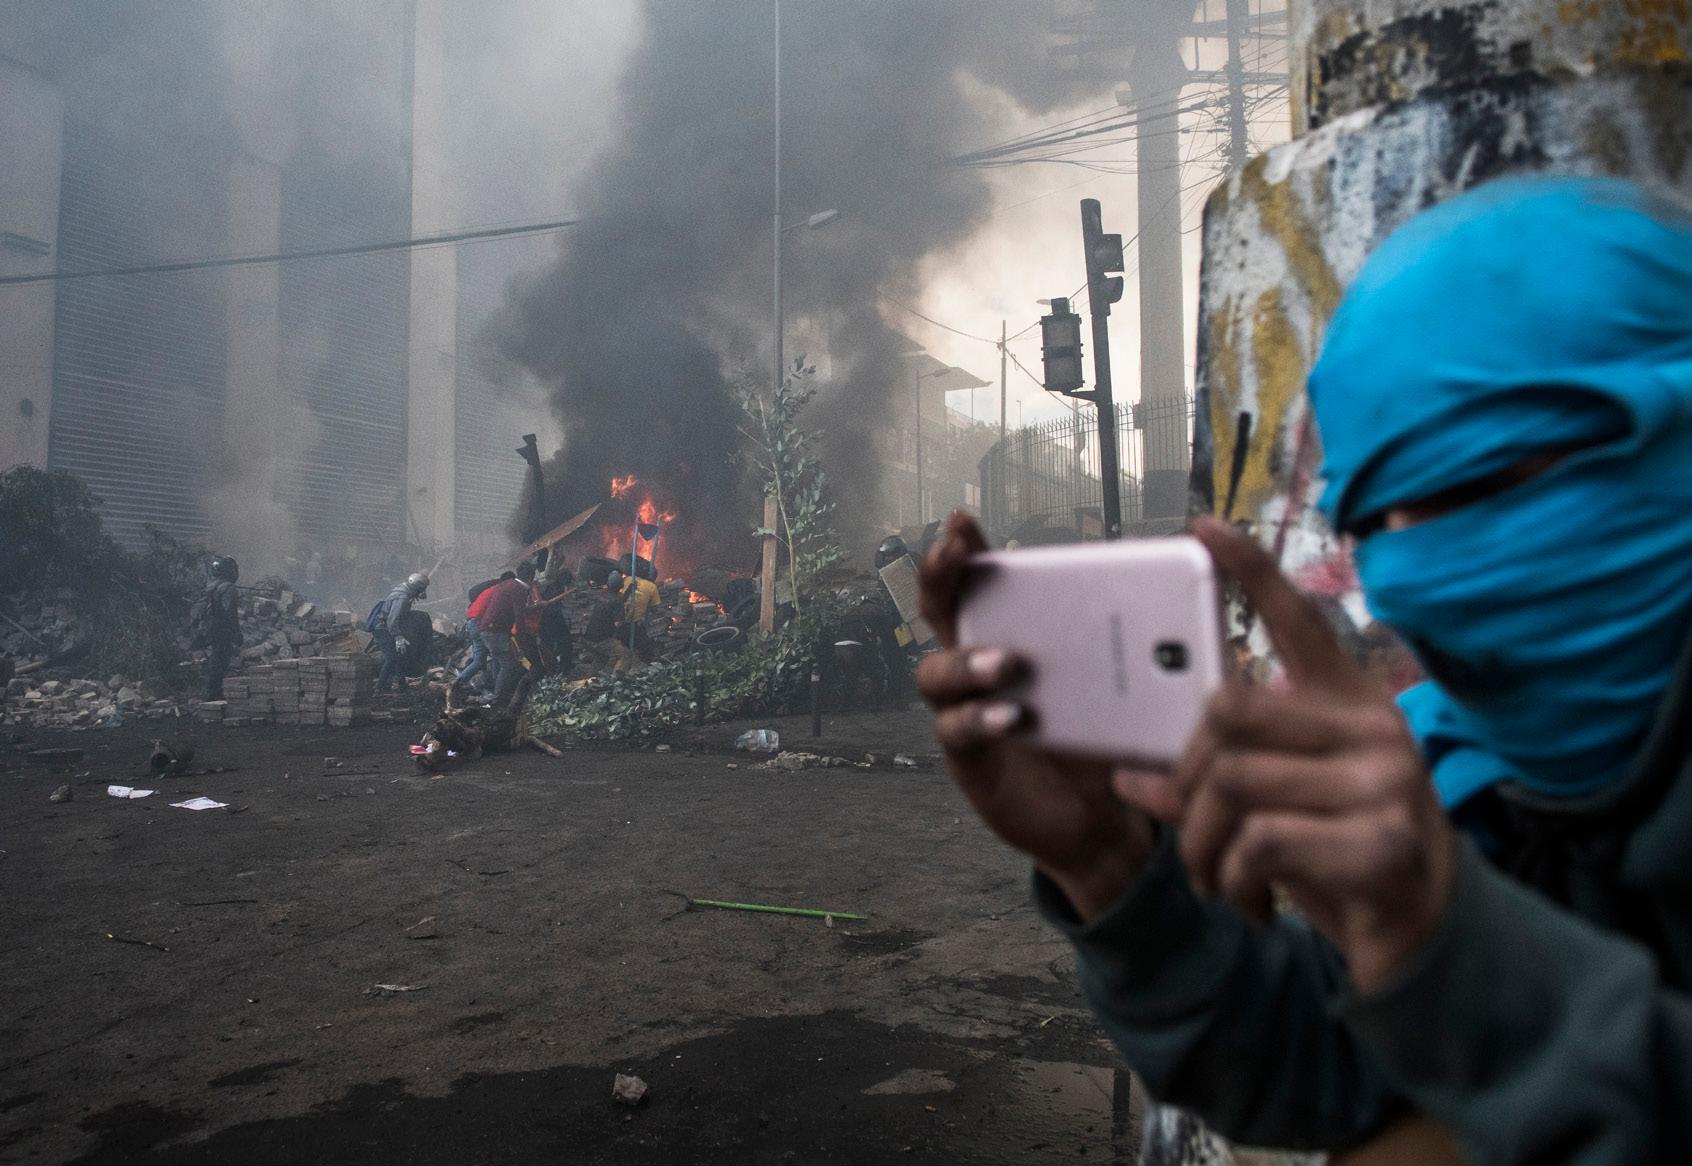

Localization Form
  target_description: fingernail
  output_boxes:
[969,649,1009,684]
[979,701,1022,734]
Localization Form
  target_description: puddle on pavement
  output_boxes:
[62,1011,1139,1166]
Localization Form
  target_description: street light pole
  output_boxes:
[998,319,1007,443]
[914,366,949,526]
[762,0,782,637]
[771,0,782,401]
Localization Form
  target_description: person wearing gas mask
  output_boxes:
[918,177,1692,1163]
[199,555,242,700]
[374,571,429,693]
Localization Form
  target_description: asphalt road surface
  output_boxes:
[1,709,1146,1164]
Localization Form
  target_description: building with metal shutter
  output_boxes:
[1,2,559,590]
[48,120,231,547]
[3,2,414,569]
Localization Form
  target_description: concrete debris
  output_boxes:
[48,784,72,803]
[5,674,180,730]
[2,582,378,731]
[549,581,730,671]
[612,1073,650,1106]
[405,915,439,940]
[892,753,922,768]
[762,751,855,771]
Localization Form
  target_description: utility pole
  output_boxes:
[1223,0,1250,169]
[771,0,782,400]
[762,0,781,635]
[912,366,952,526]
[1080,199,1126,539]
[998,319,1007,443]
[915,365,924,526]
[1125,27,1192,522]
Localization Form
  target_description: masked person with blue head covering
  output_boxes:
[917,176,1692,1164]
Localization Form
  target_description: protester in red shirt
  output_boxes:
[474,562,534,706]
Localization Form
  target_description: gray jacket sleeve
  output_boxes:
[1338,840,1692,1165]
[385,591,412,634]
[1035,836,1402,1151]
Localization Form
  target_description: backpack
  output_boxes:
[188,591,214,649]
[363,596,388,633]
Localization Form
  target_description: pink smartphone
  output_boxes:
[955,537,1225,767]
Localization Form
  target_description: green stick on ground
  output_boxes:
[689,898,867,921]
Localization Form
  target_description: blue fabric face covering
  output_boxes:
[1307,176,1692,805]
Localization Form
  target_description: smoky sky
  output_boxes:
[490,0,1121,568]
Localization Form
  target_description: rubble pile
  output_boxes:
[550,580,732,667]
[225,588,363,665]
[0,594,83,663]
[4,674,182,728]
[208,655,380,727]
[2,584,383,731]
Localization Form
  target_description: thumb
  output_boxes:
[1190,516,1360,692]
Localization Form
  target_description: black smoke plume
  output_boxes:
[490,1,1119,570]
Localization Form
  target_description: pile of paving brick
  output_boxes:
[204,654,382,727]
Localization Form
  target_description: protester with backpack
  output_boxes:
[196,556,242,701]
[454,570,516,698]
[371,572,429,693]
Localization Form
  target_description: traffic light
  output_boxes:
[1040,297,1085,395]
[1081,198,1124,313]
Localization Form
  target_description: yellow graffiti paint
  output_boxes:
[1206,300,1244,512]
[1207,163,1342,516]
[1558,0,1690,65]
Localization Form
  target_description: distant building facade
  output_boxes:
[0,1,548,591]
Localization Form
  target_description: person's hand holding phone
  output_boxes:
[917,514,1157,920]
[1149,517,1461,994]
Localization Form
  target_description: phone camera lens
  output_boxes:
[1154,642,1188,672]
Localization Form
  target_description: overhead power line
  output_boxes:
[886,299,1002,346]
[947,99,1216,168]
[0,217,579,287]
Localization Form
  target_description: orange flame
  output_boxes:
[682,588,726,614]
[599,471,678,566]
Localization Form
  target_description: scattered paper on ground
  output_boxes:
[365,983,429,997]
[169,797,228,811]
[106,785,156,799]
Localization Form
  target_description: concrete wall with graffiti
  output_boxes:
[1191,0,1692,684]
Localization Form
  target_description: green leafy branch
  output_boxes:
[737,360,845,622]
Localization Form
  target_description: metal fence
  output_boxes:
[978,394,1193,544]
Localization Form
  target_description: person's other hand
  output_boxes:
[917,513,1156,920]
[394,636,410,654]
[1164,516,1460,994]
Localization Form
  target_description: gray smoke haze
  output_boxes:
[490,1,1121,569]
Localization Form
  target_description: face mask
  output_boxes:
[1356,434,1692,798]
[1307,176,1692,803]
